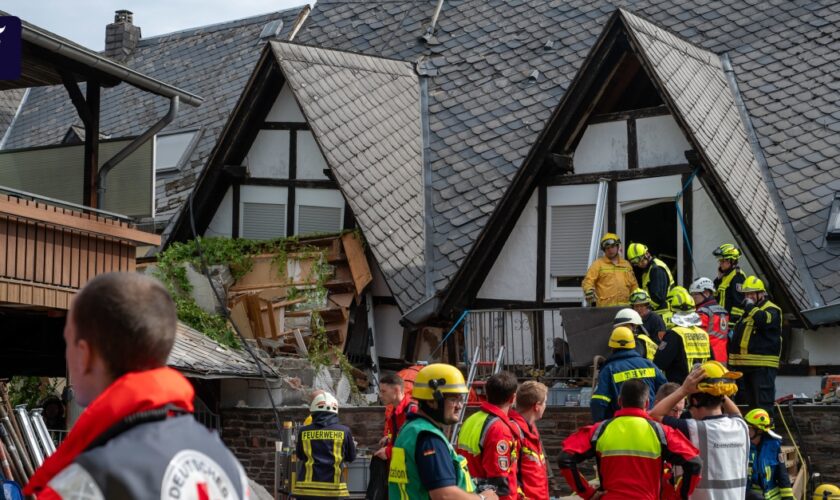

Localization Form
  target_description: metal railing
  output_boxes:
[194,397,221,433]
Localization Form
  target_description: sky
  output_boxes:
[3,0,311,50]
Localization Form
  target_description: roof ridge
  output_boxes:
[136,6,303,45]
[271,41,416,77]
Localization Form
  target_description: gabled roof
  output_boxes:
[3,6,307,224]
[168,322,278,379]
[296,0,840,317]
[270,42,427,311]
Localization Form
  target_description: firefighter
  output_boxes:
[690,277,730,363]
[509,381,549,500]
[614,307,658,361]
[388,363,493,500]
[457,372,521,499]
[374,374,417,461]
[744,408,794,500]
[582,233,638,307]
[651,362,750,500]
[654,286,712,384]
[713,243,747,324]
[728,276,783,413]
[630,288,668,341]
[591,326,666,422]
[560,379,701,500]
[626,243,674,315]
[292,392,356,499]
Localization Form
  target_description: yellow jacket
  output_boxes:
[582,256,638,306]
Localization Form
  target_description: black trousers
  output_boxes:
[733,366,777,413]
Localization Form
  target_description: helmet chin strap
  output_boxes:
[420,399,446,424]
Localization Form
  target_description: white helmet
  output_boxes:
[689,277,715,295]
[614,308,643,327]
[310,392,339,414]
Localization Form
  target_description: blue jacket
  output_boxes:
[748,434,793,499]
[590,349,667,422]
[294,411,357,498]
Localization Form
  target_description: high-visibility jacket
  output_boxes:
[654,326,712,384]
[642,258,674,312]
[559,408,701,500]
[582,256,638,306]
[509,410,549,500]
[389,415,474,499]
[456,402,521,499]
[636,333,659,361]
[684,416,750,500]
[383,396,417,460]
[293,412,357,498]
[748,434,794,499]
[715,268,746,322]
[591,349,666,422]
[697,298,730,363]
[729,299,783,369]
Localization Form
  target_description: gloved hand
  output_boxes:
[742,298,755,311]
[585,290,596,305]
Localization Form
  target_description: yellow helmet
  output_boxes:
[667,286,695,311]
[600,232,621,249]
[740,275,766,293]
[411,363,468,401]
[626,243,648,264]
[713,243,741,261]
[696,360,741,397]
[814,484,840,499]
[608,326,636,349]
[629,288,651,305]
[744,408,773,431]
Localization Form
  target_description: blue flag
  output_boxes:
[0,17,22,81]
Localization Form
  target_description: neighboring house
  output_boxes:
[1,7,309,232]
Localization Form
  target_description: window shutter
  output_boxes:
[550,205,596,277]
[242,202,286,240]
[297,205,342,235]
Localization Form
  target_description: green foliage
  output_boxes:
[8,377,59,408]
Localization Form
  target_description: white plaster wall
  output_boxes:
[373,304,404,359]
[245,130,290,178]
[205,186,233,237]
[801,325,840,366]
[477,191,538,301]
[692,181,757,281]
[637,115,692,168]
[370,259,393,297]
[240,185,288,205]
[266,84,306,122]
[573,121,628,173]
[297,131,330,180]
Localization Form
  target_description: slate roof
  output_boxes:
[296,0,840,311]
[270,42,427,311]
[168,322,277,379]
[0,90,25,144]
[3,7,306,225]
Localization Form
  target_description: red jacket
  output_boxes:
[382,395,416,459]
[696,297,730,363]
[457,402,521,500]
[509,410,548,500]
[558,408,701,500]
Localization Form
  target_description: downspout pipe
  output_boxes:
[421,0,445,42]
[97,96,179,209]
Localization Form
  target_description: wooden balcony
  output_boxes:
[0,193,160,310]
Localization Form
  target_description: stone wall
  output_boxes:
[221,405,840,496]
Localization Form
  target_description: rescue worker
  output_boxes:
[614,307,658,360]
[713,244,747,324]
[651,361,750,500]
[293,392,356,499]
[560,379,701,500]
[728,276,783,413]
[591,326,666,422]
[582,233,638,307]
[388,364,495,500]
[690,277,730,364]
[509,381,549,500]
[626,243,675,315]
[744,408,793,500]
[374,374,417,461]
[654,286,712,384]
[630,288,668,341]
[24,273,249,499]
[457,372,521,499]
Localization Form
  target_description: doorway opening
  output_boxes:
[624,201,677,284]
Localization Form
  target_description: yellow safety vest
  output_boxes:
[637,334,658,361]
[671,326,712,373]
[642,258,674,312]
[593,414,664,458]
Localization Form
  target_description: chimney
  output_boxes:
[104,10,141,62]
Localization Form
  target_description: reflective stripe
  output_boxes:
[598,448,660,458]
[642,258,674,309]
[591,394,611,402]
[728,353,780,368]
[612,367,657,383]
[303,435,314,482]
[332,435,343,485]
[48,463,106,500]
[716,269,745,313]
[638,334,658,361]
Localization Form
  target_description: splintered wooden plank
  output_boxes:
[341,232,372,295]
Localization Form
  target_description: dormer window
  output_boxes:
[827,193,840,241]
[155,129,201,173]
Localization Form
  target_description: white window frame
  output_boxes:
[153,128,201,174]
[546,184,601,302]
[294,188,345,235]
[239,185,289,239]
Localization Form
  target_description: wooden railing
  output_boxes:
[0,194,160,309]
